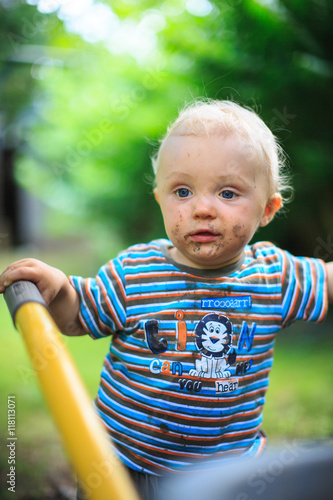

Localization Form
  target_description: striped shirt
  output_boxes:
[70,239,328,474]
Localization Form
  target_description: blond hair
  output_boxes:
[152,99,292,204]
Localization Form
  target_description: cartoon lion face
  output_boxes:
[195,313,232,358]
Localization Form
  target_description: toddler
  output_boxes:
[1,99,332,499]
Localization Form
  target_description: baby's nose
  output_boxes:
[193,194,217,219]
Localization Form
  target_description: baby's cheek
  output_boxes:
[232,221,251,244]
[170,229,182,247]
[170,220,186,244]
[170,212,183,235]
[232,222,248,237]
[171,224,180,236]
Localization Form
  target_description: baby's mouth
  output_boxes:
[189,230,219,243]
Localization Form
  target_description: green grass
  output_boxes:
[0,248,332,498]
[263,319,333,441]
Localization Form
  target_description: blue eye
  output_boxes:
[220,190,236,199]
[176,188,192,198]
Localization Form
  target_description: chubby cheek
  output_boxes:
[232,222,248,240]
[228,220,253,248]
[165,211,184,242]
[230,203,263,239]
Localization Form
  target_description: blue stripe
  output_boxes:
[98,398,262,455]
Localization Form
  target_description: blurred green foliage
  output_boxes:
[1,0,333,257]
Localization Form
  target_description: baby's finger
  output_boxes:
[1,259,35,274]
[0,265,40,291]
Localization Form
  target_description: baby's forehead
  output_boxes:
[158,133,267,178]
[162,131,262,160]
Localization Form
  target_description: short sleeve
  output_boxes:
[279,250,328,327]
[69,258,127,339]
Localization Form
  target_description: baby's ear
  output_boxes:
[259,194,282,227]
[153,188,159,204]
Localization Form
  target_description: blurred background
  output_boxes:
[0,0,332,498]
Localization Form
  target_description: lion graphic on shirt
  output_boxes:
[189,313,236,379]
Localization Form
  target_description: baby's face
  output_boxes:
[202,320,229,353]
[154,133,280,269]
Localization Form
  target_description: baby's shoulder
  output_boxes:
[243,241,289,273]
[115,239,168,265]
[246,241,283,260]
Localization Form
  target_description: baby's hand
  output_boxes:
[0,258,69,305]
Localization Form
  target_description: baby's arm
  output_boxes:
[0,259,86,336]
[327,262,333,304]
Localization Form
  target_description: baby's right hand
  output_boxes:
[0,258,69,305]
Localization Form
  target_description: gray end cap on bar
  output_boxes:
[4,280,47,325]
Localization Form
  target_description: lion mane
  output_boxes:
[195,313,232,358]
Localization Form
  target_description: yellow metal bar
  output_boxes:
[15,302,140,500]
